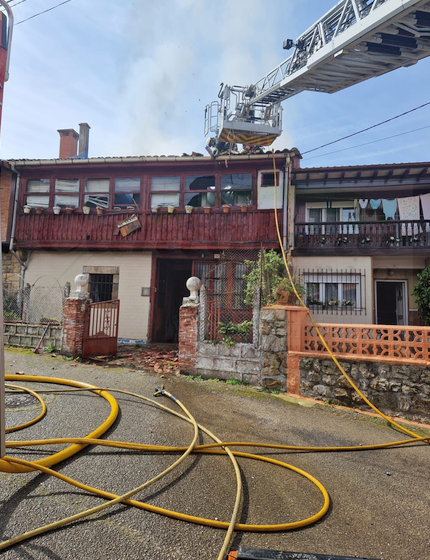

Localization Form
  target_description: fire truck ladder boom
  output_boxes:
[204,0,430,146]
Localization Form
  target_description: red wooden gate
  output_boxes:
[82,300,120,359]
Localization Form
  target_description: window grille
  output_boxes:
[300,268,366,315]
[88,274,117,303]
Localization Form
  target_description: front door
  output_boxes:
[375,280,407,325]
[152,259,192,342]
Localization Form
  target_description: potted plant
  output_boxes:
[222,204,231,214]
[243,249,305,307]
[35,207,44,214]
[203,205,211,214]
[65,207,74,214]
[23,205,31,214]
[83,206,90,214]
[53,206,61,215]
[185,205,193,214]
[151,205,159,214]
[168,205,175,214]
[96,206,104,215]
[240,204,248,213]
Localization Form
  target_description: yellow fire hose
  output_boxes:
[0,155,428,557]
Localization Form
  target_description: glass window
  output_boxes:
[84,178,110,209]
[114,177,140,209]
[25,179,50,208]
[221,174,252,206]
[185,175,215,207]
[151,176,180,207]
[261,172,280,187]
[54,178,79,208]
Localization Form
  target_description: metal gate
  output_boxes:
[82,300,120,359]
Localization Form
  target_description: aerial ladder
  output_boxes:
[204,0,430,147]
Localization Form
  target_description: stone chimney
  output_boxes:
[78,122,91,158]
[57,128,79,159]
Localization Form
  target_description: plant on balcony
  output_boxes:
[307,297,323,306]
[326,298,339,307]
[412,265,430,325]
[342,299,355,307]
[243,249,304,306]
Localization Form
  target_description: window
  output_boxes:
[185,175,215,207]
[301,269,365,314]
[261,171,281,187]
[221,174,252,206]
[114,178,140,209]
[306,202,357,234]
[25,179,50,208]
[54,178,79,208]
[84,266,119,302]
[84,179,110,209]
[151,176,180,207]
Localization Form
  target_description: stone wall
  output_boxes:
[4,322,62,351]
[259,307,287,390]
[2,251,21,292]
[195,341,260,384]
[300,357,430,423]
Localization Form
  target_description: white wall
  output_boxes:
[24,251,152,340]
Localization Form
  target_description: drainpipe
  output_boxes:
[9,164,30,305]
[283,154,291,252]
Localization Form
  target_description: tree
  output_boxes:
[412,266,430,325]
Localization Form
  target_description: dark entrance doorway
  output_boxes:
[375,280,406,325]
[152,258,192,342]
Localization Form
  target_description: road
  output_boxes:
[1,348,429,560]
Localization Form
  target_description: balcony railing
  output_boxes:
[14,208,281,250]
[294,220,430,251]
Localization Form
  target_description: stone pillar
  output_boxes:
[178,303,199,374]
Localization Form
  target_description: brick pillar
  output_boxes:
[57,128,79,159]
[61,297,90,357]
[178,303,199,374]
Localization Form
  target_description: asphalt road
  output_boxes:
[1,348,429,560]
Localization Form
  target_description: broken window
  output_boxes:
[54,178,80,208]
[114,178,140,209]
[151,176,180,207]
[261,171,281,187]
[221,174,252,206]
[84,178,110,209]
[185,175,216,207]
[25,179,50,208]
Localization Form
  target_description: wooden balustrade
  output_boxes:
[303,323,430,363]
[294,220,430,252]
[14,208,281,250]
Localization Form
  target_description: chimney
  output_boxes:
[78,122,91,158]
[57,128,79,159]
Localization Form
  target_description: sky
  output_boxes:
[0,0,429,169]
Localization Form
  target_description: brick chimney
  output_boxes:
[78,123,90,158]
[57,128,79,159]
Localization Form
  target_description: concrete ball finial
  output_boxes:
[74,274,89,293]
[186,276,202,302]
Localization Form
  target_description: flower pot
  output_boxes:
[53,206,61,215]
[203,205,211,214]
[168,205,175,214]
[185,205,193,214]
[222,204,230,213]
[83,206,90,214]
[65,207,74,215]
[23,205,31,214]
[96,207,103,215]
[35,207,44,215]
[276,290,298,305]
[240,205,248,213]
[151,206,159,214]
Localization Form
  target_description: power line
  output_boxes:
[303,124,430,161]
[14,0,74,25]
[7,0,33,8]
[301,100,430,155]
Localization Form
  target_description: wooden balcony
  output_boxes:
[294,220,430,254]
[14,208,281,251]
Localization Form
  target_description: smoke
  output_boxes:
[110,0,291,156]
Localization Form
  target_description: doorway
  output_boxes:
[375,280,407,325]
[152,259,192,342]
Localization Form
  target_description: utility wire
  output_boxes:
[303,124,430,161]
[14,0,73,25]
[7,0,32,8]
[301,100,430,155]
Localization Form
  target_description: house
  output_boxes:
[3,125,301,342]
[290,162,430,326]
